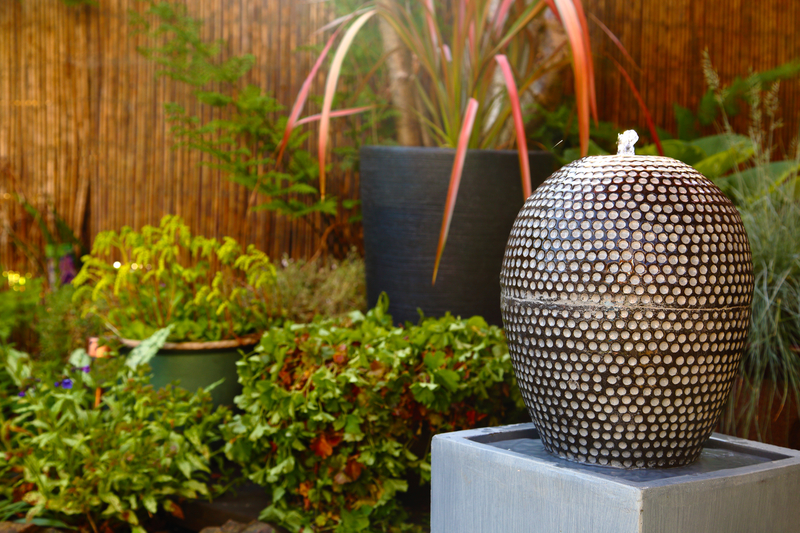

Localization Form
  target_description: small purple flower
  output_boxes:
[82,366,91,373]
[18,391,25,397]
[54,381,61,387]
[61,378,73,389]
[59,254,77,285]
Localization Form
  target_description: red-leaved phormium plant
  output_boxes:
[277,0,656,283]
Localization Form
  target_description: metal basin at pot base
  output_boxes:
[431,423,800,533]
[148,348,244,407]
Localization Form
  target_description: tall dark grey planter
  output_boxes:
[359,146,554,325]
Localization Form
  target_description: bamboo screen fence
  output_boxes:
[1,0,798,276]
[588,0,800,145]
[0,0,345,275]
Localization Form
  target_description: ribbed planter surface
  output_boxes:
[500,155,754,468]
[360,146,553,325]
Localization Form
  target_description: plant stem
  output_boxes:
[86,510,98,533]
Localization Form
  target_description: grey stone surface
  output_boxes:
[431,423,800,533]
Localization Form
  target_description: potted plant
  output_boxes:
[279,0,599,324]
[73,214,277,405]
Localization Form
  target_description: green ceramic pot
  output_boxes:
[148,347,245,407]
[122,336,259,407]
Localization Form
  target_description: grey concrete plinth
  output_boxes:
[431,423,800,533]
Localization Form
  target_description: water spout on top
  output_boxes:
[617,130,639,155]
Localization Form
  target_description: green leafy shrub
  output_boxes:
[73,214,276,343]
[0,272,102,371]
[0,349,19,421]
[0,346,229,533]
[274,252,366,324]
[34,284,103,366]
[672,58,800,139]
[222,296,524,533]
[0,271,42,346]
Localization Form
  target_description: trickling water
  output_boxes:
[490,438,782,483]
[616,129,639,155]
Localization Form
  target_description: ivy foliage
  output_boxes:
[222,295,525,532]
[0,344,229,533]
[0,273,42,345]
[72,215,278,343]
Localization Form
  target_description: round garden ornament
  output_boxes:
[500,131,754,468]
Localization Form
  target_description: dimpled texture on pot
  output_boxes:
[500,155,755,469]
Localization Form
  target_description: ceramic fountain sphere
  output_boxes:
[499,154,754,468]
